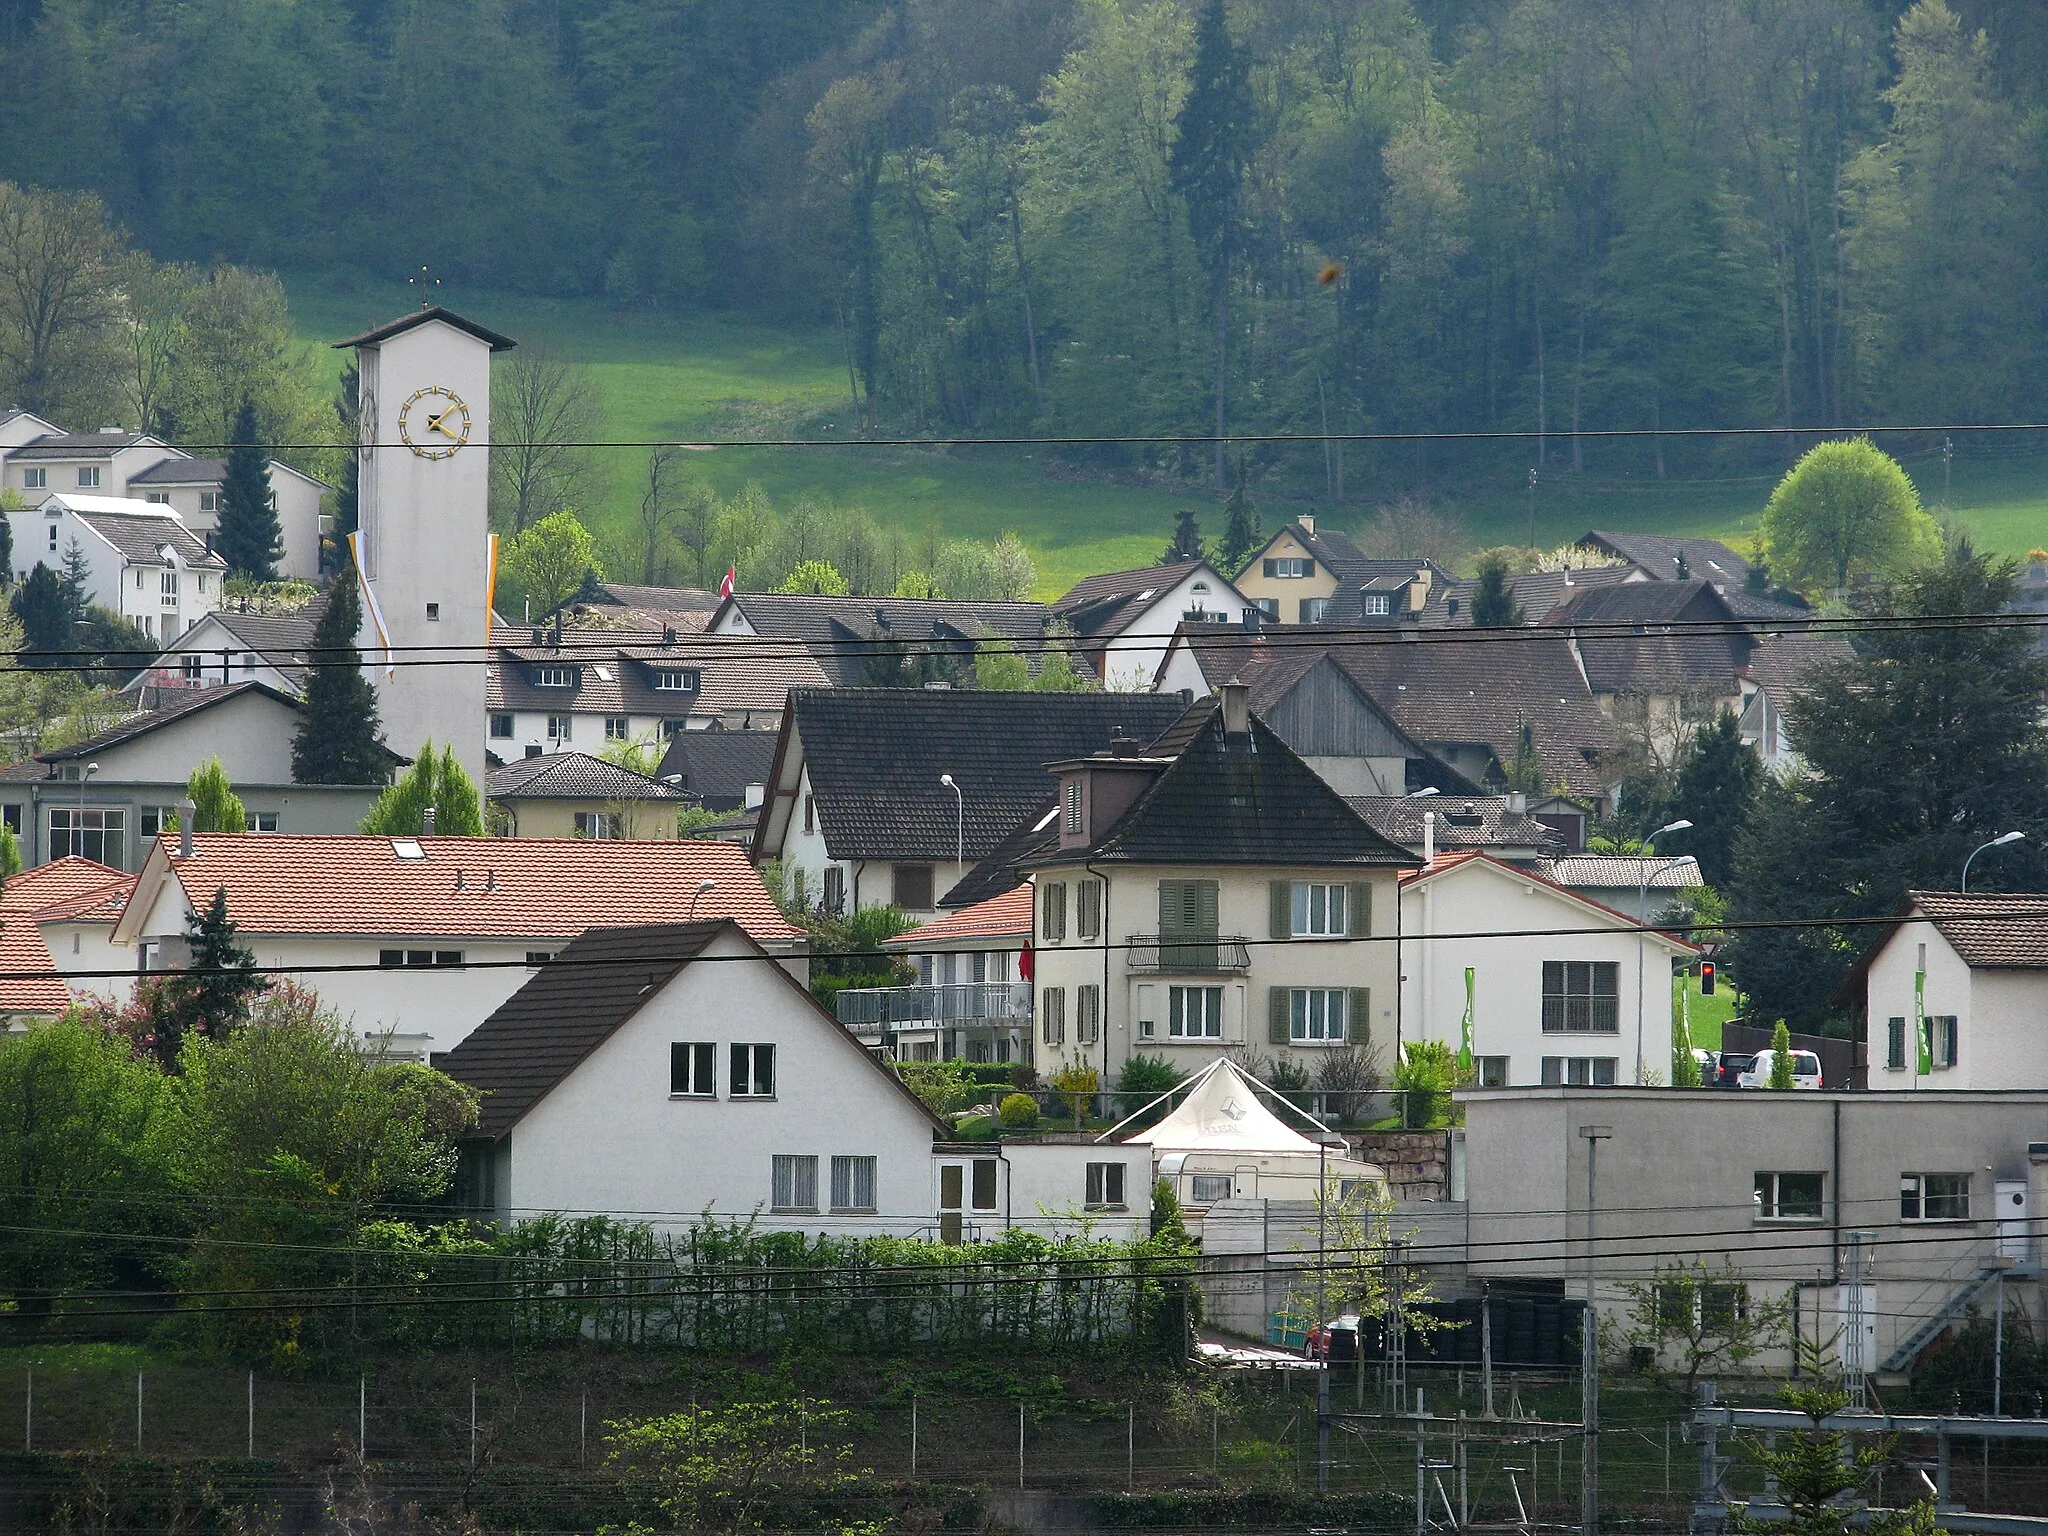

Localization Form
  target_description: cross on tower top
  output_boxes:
[409,264,442,310]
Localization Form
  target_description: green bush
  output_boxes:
[998,1092,1039,1129]
[898,1060,978,1116]
[1392,1039,1458,1128]
[1114,1052,1184,1117]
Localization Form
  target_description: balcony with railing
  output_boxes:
[1123,934,1253,974]
[835,981,1033,1030]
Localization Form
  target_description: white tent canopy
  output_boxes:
[1122,1058,1327,1153]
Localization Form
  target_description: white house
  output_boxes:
[0,429,327,580]
[1050,560,1256,691]
[127,456,328,582]
[1845,891,2048,1092]
[845,884,1034,1063]
[108,833,807,1058]
[1399,851,1700,1088]
[0,858,132,1025]
[9,495,226,641]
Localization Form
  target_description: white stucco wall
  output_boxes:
[166,464,325,581]
[999,1141,1151,1240]
[1400,860,1688,1087]
[1096,566,1252,692]
[1863,917,2048,1091]
[41,919,135,1007]
[501,928,941,1232]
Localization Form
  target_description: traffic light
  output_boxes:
[1700,961,1716,996]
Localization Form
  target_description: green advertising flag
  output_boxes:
[1914,968,1931,1077]
[1677,972,1692,1054]
[1458,966,1475,1074]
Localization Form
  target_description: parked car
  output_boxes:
[1692,1048,1719,1079]
[1710,1051,1752,1088]
[1306,1313,1362,1362]
[1736,1048,1823,1090]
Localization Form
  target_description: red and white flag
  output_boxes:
[719,565,737,599]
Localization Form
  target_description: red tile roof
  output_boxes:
[0,858,127,1014]
[886,885,1032,947]
[146,836,804,944]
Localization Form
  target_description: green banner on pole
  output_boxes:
[1458,966,1475,1074]
[1915,968,1931,1077]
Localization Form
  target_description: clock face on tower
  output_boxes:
[397,386,471,459]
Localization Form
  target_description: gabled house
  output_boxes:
[1347,795,1562,864]
[1400,851,1699,1088]
[1421,562,1640,628]
[0,682,396,870]
[441,920,949,1234]
[110,834,806,1057]
[8,494,227,641]
[551,579,722,635]
[1839,892,2048,1092]
[707,592,1053,687]
[754,687,1187,918]
[1576,531,1764,596]
[485,751,689,838]
[1537,854,1705,922]
[1165,625,1618,801]
[127,456,327,582]
[1232,516,1448,625]
[487,631,823,760]
[0,857,131,1025]
[654,729,777,813]
[140,594,331,699]
[1022,684,1417,1082]
[840,885,1035,1062]
[1051,560,1255,690]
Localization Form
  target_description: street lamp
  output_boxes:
[73,762,99,858]
[1962,832,2026,893]
[1405,786,1439,798]
[687,878,716,920]
[939,773,963,870]
[1632,820,1693,1083]
[1578,1124,1613,1536]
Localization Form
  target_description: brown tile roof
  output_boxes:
[1579,531,1756,587]
[1422,564,1639,627]
[487,633,828,719]
[1347,795,1562,854]
[1910,891,2048,969]
[0,858,127,1013]
[440,920,939,1141]
[1543,580,1754,694]
[147,835,803,943]
[1052,560,1216,639]
[885,886,1032,947]
[14,431,149,460]
[714,593,1053,686]
[485,751,688,801]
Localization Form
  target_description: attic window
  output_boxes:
[593,664,615,681]
[535,665,576,688]
[650,668,699,692]
[390,838,426,859]
[1362,593,1392,616]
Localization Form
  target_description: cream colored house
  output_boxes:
[1232,517,1446,625]
[1022,684,1415,1083]
[486,750,689,838]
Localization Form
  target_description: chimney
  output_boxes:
[178,799,195,859]
[1220,678,1250,738]
[1506,790,1528,815]
[1423,809,1436,866]
[531,627,543,646]
[551,613,563,647]
[1299,513,1315,536]
[662,625,677,647]
[422,806,437,836]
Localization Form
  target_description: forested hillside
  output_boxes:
[3,0,2044,495]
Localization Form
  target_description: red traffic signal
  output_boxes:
[1700,961,1716,996]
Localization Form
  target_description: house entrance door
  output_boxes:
[939,1164,964,1245]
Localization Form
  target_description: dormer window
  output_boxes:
[1362,593,1392,616]
[534,665,576,688]
[649,667,699,692]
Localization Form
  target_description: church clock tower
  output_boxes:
[338,307,515,788]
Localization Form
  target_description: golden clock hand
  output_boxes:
[431,406,463,439]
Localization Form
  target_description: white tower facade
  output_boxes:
[342,307,514,787]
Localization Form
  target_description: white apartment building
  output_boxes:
[7,494,226,640]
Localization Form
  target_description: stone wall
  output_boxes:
[1349,1130,1451,1202]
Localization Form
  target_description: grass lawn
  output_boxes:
[1676,972,1739,1052]
[285,272,2048,597]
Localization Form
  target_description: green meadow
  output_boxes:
[289,275,2048,598]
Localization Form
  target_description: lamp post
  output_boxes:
[687,878,716,920]
[1578,1124,1613,1536]
[940,773,963,871]
[74,762,98,858]
[1634,820,1693,1084]
[1962,832,2026,893]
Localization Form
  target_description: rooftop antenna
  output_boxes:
[409,264,441,310]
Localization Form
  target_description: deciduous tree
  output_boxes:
[1759,438,1936,593]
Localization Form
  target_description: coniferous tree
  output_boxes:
[1171,0,1251,488]
[148,886,268,1069]
[187,757,246,833]
[58,539,90,619]
[1470,559,1525,628]
[0,506,13,591]
[11,563,69,660]
[1664,711,1760,888]
[216,400,283,580]
[332,360,360,551]
[1218,458,1261,574]
[1163,509,1205,565]
[360,741,484,836]
[292,568,387,784]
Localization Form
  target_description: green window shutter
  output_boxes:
[1159,880,1187,936]
[1270,881,1292,940]
[1348,882,1372,938]
[1269,987,1291,1044]
[1348,988,1371,1047]
[1196,880,1218,935]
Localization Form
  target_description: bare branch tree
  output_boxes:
[636,445,680,583]
[490,348,602,534]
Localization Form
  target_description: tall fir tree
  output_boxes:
[1163,509,1205,564]
[58,539,90,621]
[1217,457,1261,574]
[1665,710,1761,888]
[332,360,359,546]
[292,568,388,784]
[148,886,268,1069]
[11,563,69,659]
[1470,559,1525,628]
[1171,0,1252,488]
[216,399,283,580]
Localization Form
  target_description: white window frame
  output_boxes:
[605,716,630,740]
[731,1042,776,1099]
[771,1154,817,1213]
[650,668,697,692]
[1362,592,1392,615]
[830,1154,877,1214]
[22,467,44,489]
[244,811,278,832]
[1754,1171,1825,1222]
[1901,1172,1970,1222]
[1540,1056,1617,1086]
[1474,1055,1509,1087]
[489,713,514,739]
[1289,988,1348,1044]
[535,666,576,688]
[546,714,572,743]
[1168,985,1223,1040]
[1291,882,1348,937]
[76,466,100,488]
[670,1041,716,1097]
[199,490,220,513]
[1085,1161,1127,1209]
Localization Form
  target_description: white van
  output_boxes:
[1737,1048,1823,1090]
